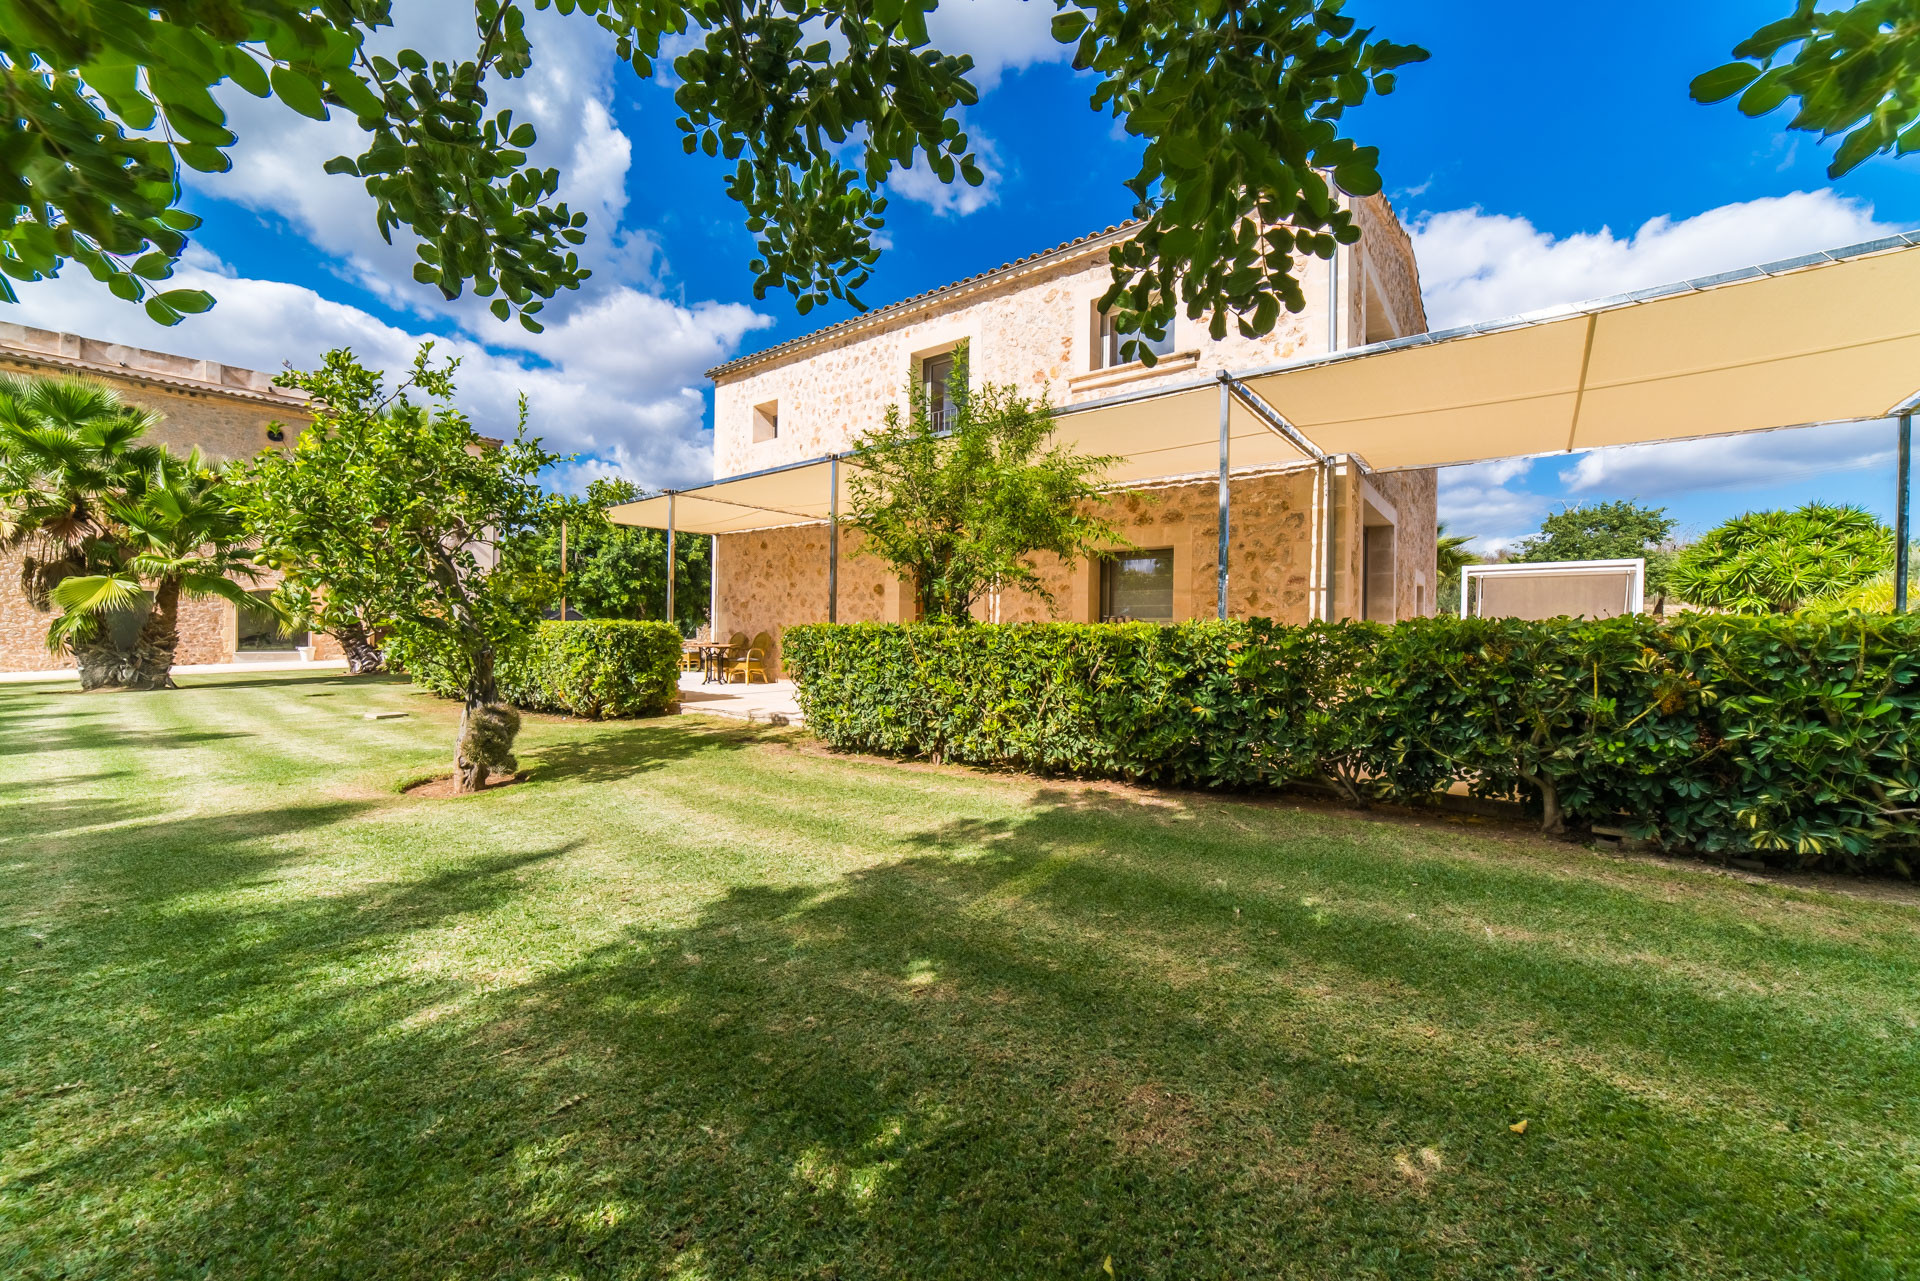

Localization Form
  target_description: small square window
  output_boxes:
[752,400,779,443]
[1095,307,1177,370]
[1100,547,1175,623]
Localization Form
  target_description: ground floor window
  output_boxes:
[1100,547,1175,623]
[237,591,310,651]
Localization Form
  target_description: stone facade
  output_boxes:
[714,464,1438,678]
[702,199,1440,677]
[0,323,322,673]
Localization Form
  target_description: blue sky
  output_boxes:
[13,1,1918,550]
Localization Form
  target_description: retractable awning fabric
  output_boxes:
[1236,232,1920,470]
[609,233,1920,536]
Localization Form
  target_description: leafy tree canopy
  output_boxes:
[1512,499,1678,595]
[1693,0,1920,177]
[1668,501,1894,614]
[515,475,710,631]
[2,0,1424,355]
[847,351,1124,623]
[238,344,559,789]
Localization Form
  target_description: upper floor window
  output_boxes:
[752,400,778,443]
[921,352,957,431]
[1095,307,1177,370]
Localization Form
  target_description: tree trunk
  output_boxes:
[332,620,386,674]
[126,578,183,691]
[453,646,500,793]
[72,633,137,690]
[1525,770,1565,836]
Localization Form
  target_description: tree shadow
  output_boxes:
[169,672,404,692]
[16,785,1914,1279]
[519,718,779,787]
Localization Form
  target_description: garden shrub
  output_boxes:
[412,619,682,720]
[783,614,1920,872]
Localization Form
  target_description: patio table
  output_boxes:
[698,642,732,684]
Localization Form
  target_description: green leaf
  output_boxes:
[270,65,330,121]
[1051,12,1089,42]
[155,288,215,314]
[1690,63,1761,105]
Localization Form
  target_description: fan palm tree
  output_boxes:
[0,374,167,680]
[49,449,271,689]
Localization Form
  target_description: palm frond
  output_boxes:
[50,574,147,615]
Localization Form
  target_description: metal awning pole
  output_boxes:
[1217,378,1231,620]
[1899,413,1912,614]
[828,455,840,623]
[665,492,676,624]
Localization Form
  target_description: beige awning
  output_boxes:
[610,232,1920,534]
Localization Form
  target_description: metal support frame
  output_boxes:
[1899,413,1912,614]
[828,455,840,623]
[664,492,676,624]
[1224,377,1329,465]
[1216,378,1231,619]
[1322,460,1339,621]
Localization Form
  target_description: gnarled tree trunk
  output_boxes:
[332,619,386,674]
[454,646,502,793]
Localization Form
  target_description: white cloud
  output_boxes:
[1559,421,1896,498]
[9,253,768,491]
[887,133,1004,216]
[1437,457,1550,552]
[1409,190,1899,330]
[925,0,1070,89]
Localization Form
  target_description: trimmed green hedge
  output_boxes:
[783,615,1920,871]
[412,620,682,720]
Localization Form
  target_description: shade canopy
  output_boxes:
[610,233,1920,535]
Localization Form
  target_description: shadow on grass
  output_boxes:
[520,717,780,787]
[12,786,1917,1280]
[168,672,408,692]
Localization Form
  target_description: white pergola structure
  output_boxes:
[612,233,1920,621]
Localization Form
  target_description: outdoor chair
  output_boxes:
[727,631,773,684]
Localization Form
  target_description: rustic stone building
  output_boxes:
[0,322,320,673]
[679,201,1438,675]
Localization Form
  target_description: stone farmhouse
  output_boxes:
[700,199,1439,675]
[0,322,321,674]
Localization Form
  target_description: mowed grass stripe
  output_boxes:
[3,672,1918,1279]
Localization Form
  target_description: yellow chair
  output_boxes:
[727,630,773,684]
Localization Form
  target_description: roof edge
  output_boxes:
[705,222,1141,381]
[0,321,308,409]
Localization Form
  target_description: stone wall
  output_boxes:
[711,462,1449,679]
[710,195,1422,477]
[0,327,312,672]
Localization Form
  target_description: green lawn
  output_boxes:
[3,673,1917,1280]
